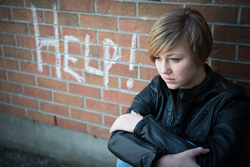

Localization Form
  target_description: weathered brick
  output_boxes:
[103,89,135,105]
[215,0,250,5]
[26,0,57,9]
[45,11,78,26]
[139,35,149,50]
[4,47,31,60]
[20,61,50,76]
[53,92,84,108]
[98,31,133,48]
[12,8,43,22]
[16,36,45,49]
[48,40,81,55]
[59,0,94,12]
[104,115,116,127]
[140,67,158,81]
[82,45,103,58]
[241,8,250,24]
[51,67,83,82]
[33,51,63,65]
[24,86,51,100]
[186,5,238,23]
[0,7,11,19]
[139,3,181,18]
[0,103,25,118]
[121,78,149,92]
[0,81,22,94]
[40,101,68,117]
[0,58,19,70]
[236,81,250,97]
[68,83,100,99]
[210,43,235,60]
[62,27,96,43]
[11,95,38,109]
[27,110,56,126]
[86,98,119,115]
[37,76,67,92]
[8,71,35,85]
[102,63,137,78]
[84,73,118,88]
[214,25,250,43]
[88,124,110,139]
[120,18,156,34]
[0,92,9,103]
[0,0,23,6]
[0,70,6,80]
[81,14,117,30]
[97,0,136,16]
[210,60,250,79]
[0,34,15,45]
[63,56,86,70]
[0,21,27,34]
[57,117,87,132]
[29,24,60,38]
[121,106,129,115]
[71,108,102,124]
[238,45,250,61]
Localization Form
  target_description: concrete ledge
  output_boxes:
[0,113,116,167]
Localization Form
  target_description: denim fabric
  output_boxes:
[117,159,133,167]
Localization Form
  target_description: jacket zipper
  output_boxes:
[169,93,180,130]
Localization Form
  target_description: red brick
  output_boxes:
[8,71,35,85]
[215,0,250,5]
[0,58,19,70]
[103,89,135,105]
[85,73,118,88]
[139,35,149,50]
[51,67,83,82]
[186,5,237,23]
[121,78,149,92]
[121,106,129,115]
[120,18,155,34]
[45,11,78,26]
[4,47,31,60]
[68,83,100,99]
[214,25,250,43]
[0,47,2,56]
[210,43,236,60]
[0,21,27,34]
[40,101,68,117]
[82,45,103,58]
[241,8,250,24]
[57,117,87,133]
[140,67,158,81]
[210,61,250,80]
[27,110,55,126]
[12,8,43,22]
[48,40,81,55]
[0,34,15,45]
[0,7,11,19]
[11,95,38,109]
[98,31,133,48]
[62,27,96,43]
[164,0,211,2]
[86,98,119,115]
[37,76,67,92]
[104,115,116,127]
[88,124,110,139]
[33,51,63,65]
[16,36,44,49]
[0,92,9,103]
[139,3,181,18]
[20,61,50,76]
[236,81,250,97]
[63,56,86,70]
[71,108,102,124]
[24,86,51,100]
[81,14,117,30]
[0,0,24,6]
[26,0,57,9]
[0,81,22,94]
[0,70,6,80]
[0,103,25,118]
[97,0,136,16]
[59,0,94,12]
[238,45,250,61]
[102,63,137,78]
[53,92,84,108]
[29,24,60,38]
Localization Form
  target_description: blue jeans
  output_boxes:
[117,159,132,167]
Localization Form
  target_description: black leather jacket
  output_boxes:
[108,65,250,167]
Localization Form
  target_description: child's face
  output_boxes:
[154,41,206,90]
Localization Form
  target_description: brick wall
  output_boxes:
[0,0,249,166]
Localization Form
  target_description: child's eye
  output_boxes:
[171,58,180,62]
